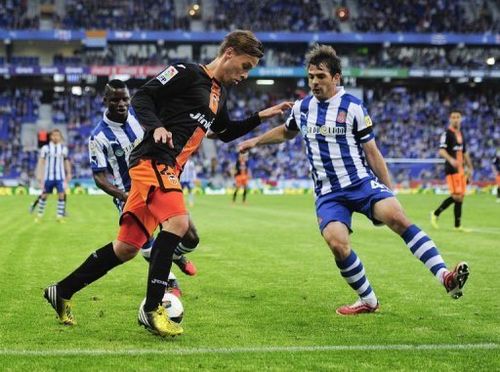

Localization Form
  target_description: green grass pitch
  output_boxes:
[0,193,498,370]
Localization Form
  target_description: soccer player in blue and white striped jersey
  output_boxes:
[88,79,198,277]
[180,159,196,207]
[239,45,470,315]
[35,129,71,221]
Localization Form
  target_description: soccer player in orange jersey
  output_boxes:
[233,152,250,203]
[431,110,474,231]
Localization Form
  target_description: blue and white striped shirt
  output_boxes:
[40,142,68,181]
[180,159,196,183]
[88,109,144,192]
[285,87,375,196]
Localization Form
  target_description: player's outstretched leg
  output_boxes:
[44,241,130,324]
[401,224,470,298]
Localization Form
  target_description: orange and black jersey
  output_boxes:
[439,127,467,175]
[130,63,261,170]
[235,157,248,176]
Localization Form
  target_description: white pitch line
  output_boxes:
[0,343,497,356]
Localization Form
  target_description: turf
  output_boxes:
[0,193,498,371]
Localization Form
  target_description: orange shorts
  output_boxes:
[235,174,249,187]
[117,160,187,249]
[496,175,500,186]
[446,173,466,196]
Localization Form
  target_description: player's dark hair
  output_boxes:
[107,79,127,89]
[218,30,264,58]
[306,44,342,76]
[105,79,128,97]
[449,109,462,116]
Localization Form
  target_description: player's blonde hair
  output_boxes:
[305,44,342,76]
[218,30,264,58]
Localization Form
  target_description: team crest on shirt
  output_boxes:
[336,110,346,123]
[168,174,178,185]
[156,66,178,85]
[114,149,125,157]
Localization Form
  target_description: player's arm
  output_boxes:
[63,147,72,188]
[208,101,293,142]
[36,146,47,188]
[92,171,128,201]
[238,124,298,152]
[88,136,126,200]
[353,103,393,190]
[238,102,300,151]
[438,132,458,169]
[131,65,195,147]
[362,140,393,190]
[36,157,45,188]
[463,136,474,177]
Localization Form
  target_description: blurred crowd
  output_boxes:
[1,0,497,33]
[0,86,498,186]
[4,44,498,71]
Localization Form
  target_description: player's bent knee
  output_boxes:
[161,215,190,237]
[113,240,139,262]
[182,226,200,248]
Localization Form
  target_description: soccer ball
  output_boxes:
[139,292,184,324]
[162,292,184,324]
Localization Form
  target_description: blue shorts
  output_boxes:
[315,177,394,233]
[181,181,193,190]
[43,180,64,194]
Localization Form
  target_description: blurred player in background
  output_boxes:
[240,44,469,316]
[493,151,500,203]
[431,111,474,231]
[33,129,71,222]
[88,79,198,278]
[44,30,292,337]
[180,158,196,207]
[233,152,250,203]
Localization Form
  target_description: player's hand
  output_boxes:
[153,127,174,148]
[448,158,458,169]
[120,192,129,202]
[238,138,259,153]
[258,101,294,120]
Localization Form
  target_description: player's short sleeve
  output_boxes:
[88,135,107,172]
[353,103,374,143]
[462,134,467,153]
[285,101,300,131]
[439,131,448,149]
[62,146,69,159]
[39,145,48,159]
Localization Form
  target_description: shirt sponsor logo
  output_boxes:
[190,112,214,130]
[156,66,178,85]
[306,125,346,136]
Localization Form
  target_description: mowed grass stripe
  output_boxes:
[0,343,497,356]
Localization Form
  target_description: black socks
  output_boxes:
[434,196,454,216]
[58,242,123,299]
[144,231,182,312]
[454,201,463,227]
